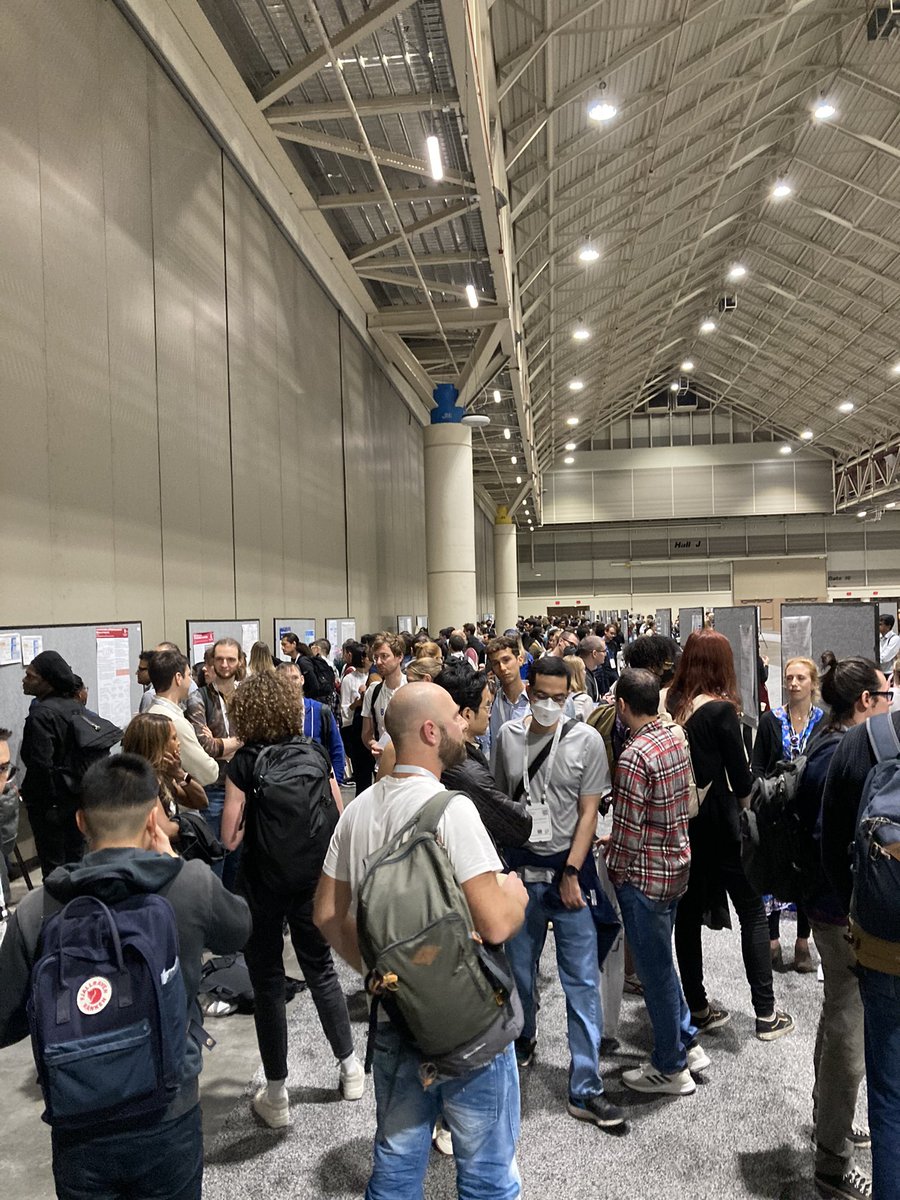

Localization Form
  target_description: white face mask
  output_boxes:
[530,697,563,726]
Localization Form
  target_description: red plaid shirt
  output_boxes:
[606,719,692,902]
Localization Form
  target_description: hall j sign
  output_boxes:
[671,537,708,554]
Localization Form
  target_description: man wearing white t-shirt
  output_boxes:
[315,684,528,1200]
[361,632,407,759]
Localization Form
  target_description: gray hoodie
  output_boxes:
[0,848,251,1123]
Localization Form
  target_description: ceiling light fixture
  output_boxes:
[838,400,855,414]
[886,502,897,510]
[669,382,679,392]
[510,455,517,464]
[727,264,747,281]
[813,101,836,120]
[572,325,591,341]
[425,134,443,181]
[681,360,695,372]
[700,319,716,334]
[515,475,522,484]
[503,427,511,440]
[588,100,618,122]
[578,245,600,263]
[800,429,814,440]
[566,416,580,426]
[563,456,575,464]
[771,181,792,199]
[465,284,479,308]
[858,511,867,519]
[564,441,576,451]
[891,363,900,376]
[493,389,501,403]
[568,379,584,391]
[779,444,793,455]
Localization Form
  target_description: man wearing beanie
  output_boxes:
[19,651,84,876]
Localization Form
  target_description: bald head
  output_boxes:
[384,681,467,770]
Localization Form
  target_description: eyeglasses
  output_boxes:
[870,690,895,701]
[530,690,568,706]
[0,762,16,780]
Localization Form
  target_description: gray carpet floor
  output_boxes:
[203,911,869,1200]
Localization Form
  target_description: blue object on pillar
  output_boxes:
[431,383,464,423]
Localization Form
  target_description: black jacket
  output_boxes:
[20,695,85,810]
[441,742,532,851]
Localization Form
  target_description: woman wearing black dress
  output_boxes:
[668,631,794,1041]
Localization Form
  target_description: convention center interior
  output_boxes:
[2,2,900,1199]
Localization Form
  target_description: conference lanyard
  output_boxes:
[521,717,563,844]
[392,764,440,781]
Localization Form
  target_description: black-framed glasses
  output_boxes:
[530,689,568,706]
[871,689,895,701]
[0,762,16,780]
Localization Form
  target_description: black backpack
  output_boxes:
[199,952,306,1014]
[305,655,337,703]
[740,757,810,901]
[58,707,123,798]
[244,737,339,892]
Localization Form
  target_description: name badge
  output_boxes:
[528,804,553,844]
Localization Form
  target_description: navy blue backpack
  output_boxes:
[27,892,189,1129]
[851,713,900,942]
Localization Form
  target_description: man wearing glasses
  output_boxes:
[493,656,624,1132]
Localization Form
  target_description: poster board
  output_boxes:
[780,603,879,667]
[714,606,761,728]
[677,607,704,644]
[0,621,144,763]
[326,618,357,650]
[655,608,672,638]
[273,617,317,660]
[397,616,414,634]
[415,615,429,632]
[185,618,261,666]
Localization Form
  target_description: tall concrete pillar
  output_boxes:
[424,384,477,629]
[493,506,519,634]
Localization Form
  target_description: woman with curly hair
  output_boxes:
[220,671,362,1129]
[667,630,794,1043]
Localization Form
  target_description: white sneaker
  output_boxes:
[432,1122,453,1156]
[339,1054,365,1100]
[687,1042,711,1073]
[622,1064,696,1096]
[251,1085,290,1128]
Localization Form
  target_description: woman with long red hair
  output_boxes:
[667,630,794,1043]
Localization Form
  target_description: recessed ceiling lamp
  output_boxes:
[425,134,443,181]
[779,444,793,455]
[700,319,716,334]
[465,283,479,308]
[578,245,600,263]
[669,382,679,392]
[493,389,501,403]
[503,427,511,440]
[566,416,580,426]
[838,400,855,413]
[771,181,793,199]
[568,379,584,391]
[727,264,747,281]
[681,360,695,372]
[800,429,814,440]
[563,456,575,464]
[813,100,836,120]
[510,455,517,464]
[564,441,576,451]
[588,100,618,122]
[572,324,591,341]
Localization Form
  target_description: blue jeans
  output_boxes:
[505,880,604,1098]
[51,1104,202,1199]
[366,1025,521,1200]
[858,965,900,1198]
[202,786,241,891]
[616,883,696,1074]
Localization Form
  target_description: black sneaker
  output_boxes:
[755,1010,795,1041]
[814,1167,872,1199]
[691,1005,731,1031]
[514,1036,536,1068]
[566,1093,626,1129]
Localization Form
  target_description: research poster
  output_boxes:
[95,627,131,729]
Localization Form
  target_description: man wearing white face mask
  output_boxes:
[494,657,624,1132]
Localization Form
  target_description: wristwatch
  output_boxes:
[562,864,579,878]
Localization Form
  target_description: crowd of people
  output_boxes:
[0,612,898,1200]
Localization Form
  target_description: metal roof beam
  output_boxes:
[349,199,475,263]
[355,267,472,300]
[268,92,458,122]
[369,305,506,331]
[257,0,419,110]
[495,0,611,103]
[274,126,474,186]
[318,183,471,208]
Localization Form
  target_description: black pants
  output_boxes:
[26,802,83,879]
[342,717,374,796]
[240,873,354,1082]
[674,838,775,1018]
[768,903,811,941]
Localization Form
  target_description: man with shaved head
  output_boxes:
[315,682,528,1199]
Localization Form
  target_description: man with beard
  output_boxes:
[315,684,528,1200]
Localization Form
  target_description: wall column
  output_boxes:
[493,506,519,633]
[424,384,477,629]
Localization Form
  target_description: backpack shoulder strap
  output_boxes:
[414,789,461,837]
[866,712,900,763]
[370,681,385,737]
[511,718,576,806]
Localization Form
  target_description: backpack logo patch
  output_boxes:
[76,976,112,1016]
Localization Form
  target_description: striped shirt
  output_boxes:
[606,719,692,903]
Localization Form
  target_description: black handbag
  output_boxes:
[175,810,225,866]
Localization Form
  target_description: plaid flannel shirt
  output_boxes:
[605,718,692,903]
